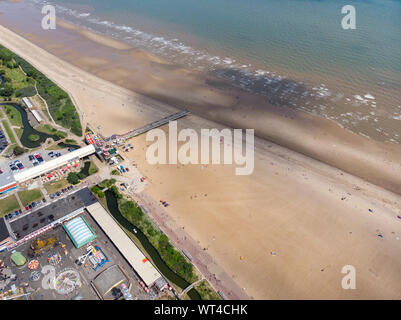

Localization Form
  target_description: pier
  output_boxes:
[105,110,190,142]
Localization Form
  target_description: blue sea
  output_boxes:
[19,0,401,142]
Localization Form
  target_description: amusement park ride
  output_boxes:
[76,245,109,271]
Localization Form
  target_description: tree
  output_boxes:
[0,84,14,97]
[67,172,80,185]
[13,146,25,156]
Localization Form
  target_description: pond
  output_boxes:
[104,190,201,300]
[0,103,60,149]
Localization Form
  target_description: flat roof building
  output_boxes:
[13,145,96,183]
[91,264,131,300]
[64,216,97,248]
[21,97,33,110]
[31,110,44,124]
[0,172,17,195]
[0,219,14,252]
[86,202,163,287]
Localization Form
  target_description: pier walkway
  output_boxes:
[105,110,190,142]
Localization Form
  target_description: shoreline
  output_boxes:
[0,12,400,195]
[1,23,401,299]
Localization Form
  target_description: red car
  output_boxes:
[25,206,29,211]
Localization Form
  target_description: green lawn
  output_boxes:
[44,178,69,195]
[0,194,20,216]
[36,124,57,135]
[2,105,22,127]
[1,120,16,144]
[0,64,35,98]
[36,124,67,139]
[18,189,43,206]
[14,127,23,139]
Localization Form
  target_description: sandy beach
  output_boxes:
[1,19,401,300]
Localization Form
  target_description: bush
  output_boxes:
[98,178,116,189]
[77,172,86,180]
[111,169,120,176]
[55,131,67,139]
[119,200,144,222]
[28,134,40,142]
[67,172,80,185]
[88,163,98,175]
[110,185,122,199]
[0,84,14,97]
[15,86,36,97]
[13,146,25,156]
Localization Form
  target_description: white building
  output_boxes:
[21,97,34,110]
[31,110,44,124]
[86,202,163,287]
[13,145,96,183]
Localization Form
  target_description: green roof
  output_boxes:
[63,216,97,248]
[11,251,26,266]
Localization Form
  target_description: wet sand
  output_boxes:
[1,19,401,299]
[0,10,400,195]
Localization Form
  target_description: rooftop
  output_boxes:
[0,219,10,242]
[9,187,97,240]
[13,145,96,183]
[86,202,163,287]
